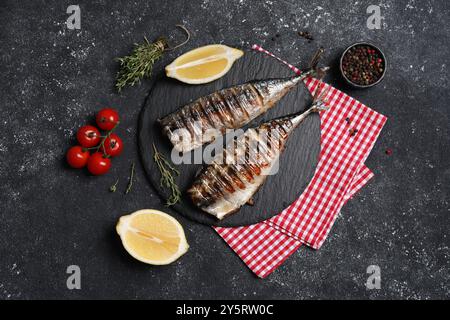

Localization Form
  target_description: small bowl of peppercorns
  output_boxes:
[340,42,386,88]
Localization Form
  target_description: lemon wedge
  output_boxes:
[165,44,244,84]
[116,209,189,265]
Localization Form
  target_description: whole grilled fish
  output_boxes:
[187,93,329,220]
[158,70,316,153]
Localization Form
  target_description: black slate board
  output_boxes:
[138,50,321,227]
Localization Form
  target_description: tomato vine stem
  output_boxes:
[85,121,120,157]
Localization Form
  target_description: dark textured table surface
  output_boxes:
[0,0,448,299]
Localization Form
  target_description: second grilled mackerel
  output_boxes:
[158,70,315,153]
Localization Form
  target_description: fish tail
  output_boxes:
[310,80,330,112]
[310,100,329,113]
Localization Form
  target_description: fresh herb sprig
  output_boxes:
[125,162,135,194]
[109,178,119,192]
[108,162,135,194]
[152,143,181,206]
[115,25,190,92]
[116,37,167,92]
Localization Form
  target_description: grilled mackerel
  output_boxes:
[187,99,329,220]
[158,70,315,153]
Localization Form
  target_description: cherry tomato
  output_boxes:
[87,152,111,175]
[77,125,101,148]
[96,108,119,131]
[103,134,123,157]
[66,146,90,168]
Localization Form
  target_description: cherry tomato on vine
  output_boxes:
[76,125,101,148]
[103,134,123,157]
[96,108,119,131]
[66,146,90,168]
[87,152,111,175]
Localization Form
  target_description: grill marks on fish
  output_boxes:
[188,92,330,220]
[187,116,298,219]
[158,75,307,152]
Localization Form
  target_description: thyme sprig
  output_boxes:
[152,143,181,206]
[125,162,135,194]
[115,25,191,92]
[109,178,119,192]
[116,37,167,92]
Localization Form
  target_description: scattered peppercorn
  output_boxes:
[342,44,385,86]
[345,117,351,124]
[349,128,358,136]
[298,31,314,42]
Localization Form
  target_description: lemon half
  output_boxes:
[165,44,244,84]
[116,209,189,265]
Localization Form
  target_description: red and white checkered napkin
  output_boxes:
[213,45,387,278]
